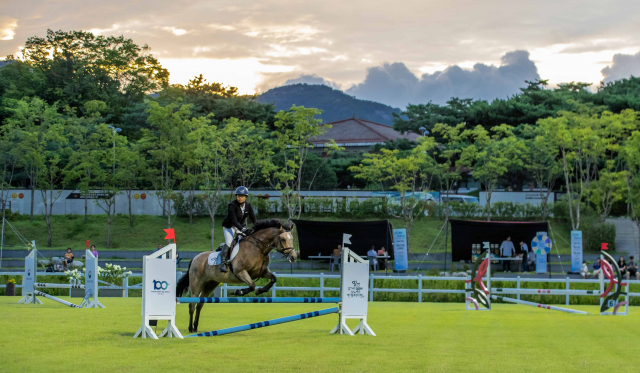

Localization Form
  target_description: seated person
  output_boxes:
[63,248,74,270]
[591,258,601,278]
[367,246,378,270]
[580,261,589,279]
[332,245,342,257]
[627,256,639,280]
[618,256,626,278]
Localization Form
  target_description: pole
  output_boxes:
[0,216,4,267]
[443,218,448,275]
[491,295,587,314]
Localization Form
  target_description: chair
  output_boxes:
[330,255,341,272]
[368,256,379,272]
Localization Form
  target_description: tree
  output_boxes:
[350,139,437,251]
[462,124,525,221]
[0,127,18,227]
[221,118,273,189]
[522,125,562,220]
[117,141,145,227]
[267,106,337,221]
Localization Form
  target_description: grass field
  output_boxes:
[2,214,578,254]
[0,297,634,372]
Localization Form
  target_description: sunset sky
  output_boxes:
[2,0,640,107]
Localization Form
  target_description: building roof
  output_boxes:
[310,117,420,147]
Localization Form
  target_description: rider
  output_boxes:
[219,186,257,272]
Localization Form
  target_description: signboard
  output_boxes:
[570,231,583,273]
[143,257,177,317]
[85,250,97,298]
[536,252,547,274]
[341,261,369,317]
[532,233,550,274]
[23,250,35,293]
[393,229,409,272]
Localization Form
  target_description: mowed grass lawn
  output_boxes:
[0,297,633,373]
[3,214,575,254]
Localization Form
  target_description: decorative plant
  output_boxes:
[7,278,16,285]
[99,263,132,286]
[64,269,83,284]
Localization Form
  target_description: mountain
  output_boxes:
[257,84,402,125]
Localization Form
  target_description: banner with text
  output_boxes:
[570,231,583,273]
[393,229,409,272]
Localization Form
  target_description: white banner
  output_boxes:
[144,257,176,317]
[536,253,547,274]
[23,251,35,293]
[85,251,97,297]
[393,229,409,272]
[570,231,583,273]
[341,261,369,317]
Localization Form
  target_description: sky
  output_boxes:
[1,0,640,108]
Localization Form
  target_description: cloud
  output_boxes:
[345,50,539,108]
[601,51,640,82]
[0,17,18,41]
[283,74,341,89]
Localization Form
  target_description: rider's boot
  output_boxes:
[219,243,231,273]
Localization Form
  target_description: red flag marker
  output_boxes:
[601,243,609,251]
[164,228,176,242]
[86,240,90,248]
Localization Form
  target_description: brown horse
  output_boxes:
[176,219,297,333]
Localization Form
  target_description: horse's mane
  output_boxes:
[252,219,295,233]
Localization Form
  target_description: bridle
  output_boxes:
[245,230,295,262]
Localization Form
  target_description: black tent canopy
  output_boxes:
[292,220,394,260]
[450,219,549,262]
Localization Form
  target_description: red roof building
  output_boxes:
[310,117,420,151]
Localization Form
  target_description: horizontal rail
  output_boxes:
[177,297,340,304]
[35,283,84,289]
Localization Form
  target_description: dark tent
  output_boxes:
[450,220,549,262]
[292,220,394,260]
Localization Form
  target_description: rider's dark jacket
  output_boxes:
[222,200,257,230]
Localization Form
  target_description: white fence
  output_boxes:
[2,272,639,305]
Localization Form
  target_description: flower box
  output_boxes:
[6,283,16,296]
[100,289,125,297]
[70,288,85,298]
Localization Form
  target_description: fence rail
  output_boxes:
[2,272,639,304]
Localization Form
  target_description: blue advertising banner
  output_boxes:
[570,231,583,273]
[393,229,409,272]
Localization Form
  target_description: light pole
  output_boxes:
[107,125,122,175]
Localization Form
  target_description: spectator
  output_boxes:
[519,241,529,272]
[580,261,589,279]
[333,245,342,257]
[592,258,601,278]
[627,256,639,280]
[367,246,378,271]
[618,256,626,278]
[528,250,536,272]
[154,244,162,252]
[63,248,74,270]
[377,246,388,269]
[90,245,98,258]
[499,236,515,272]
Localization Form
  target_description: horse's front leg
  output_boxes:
[255,269,277,296]
[232,269,257,296]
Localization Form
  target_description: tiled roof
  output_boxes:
[310,117,420,146]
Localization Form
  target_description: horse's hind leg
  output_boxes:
[188,303,196,333]
[232,270,257,296]
[255,269,277,296]
[193,281,219,333]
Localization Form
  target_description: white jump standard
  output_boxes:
[18,242,104,309]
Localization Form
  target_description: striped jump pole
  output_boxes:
[33,290,82,309]
[491,295,587,315]
[186,307,339,337]
[177,297,341,304]
[35,283,85,289]
[492,288,600,295]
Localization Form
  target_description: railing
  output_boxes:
[2,272,639,304]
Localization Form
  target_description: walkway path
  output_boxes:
[606,217,640,257]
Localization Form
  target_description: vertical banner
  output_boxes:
[144,257,177,317]
[393,229,408,272]
[85,250,97,297]
[23,251,35,293]
[570,231,583,273]
[536,253,547,274]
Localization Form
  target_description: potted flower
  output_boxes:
[64,269,84,298]
[6,278,16,296]
[99,263,132,297]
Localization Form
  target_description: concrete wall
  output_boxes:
[478,191,555,206]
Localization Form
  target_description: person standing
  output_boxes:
[519,241,529,272]
[500,236,515,272]
[220,186,257,273]
[90,245,99,258]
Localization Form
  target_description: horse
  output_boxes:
[176,219,297,333]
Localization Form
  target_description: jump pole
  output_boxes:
[491,295,587,314]
[492,288,601,295]
[177,297,340,304]
[33,290,82,309]
[187,307,339,337]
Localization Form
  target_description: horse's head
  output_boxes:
[275,222,297,263]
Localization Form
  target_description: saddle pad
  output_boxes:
[207,239,241,266]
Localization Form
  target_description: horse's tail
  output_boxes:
[176,259,192,296]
